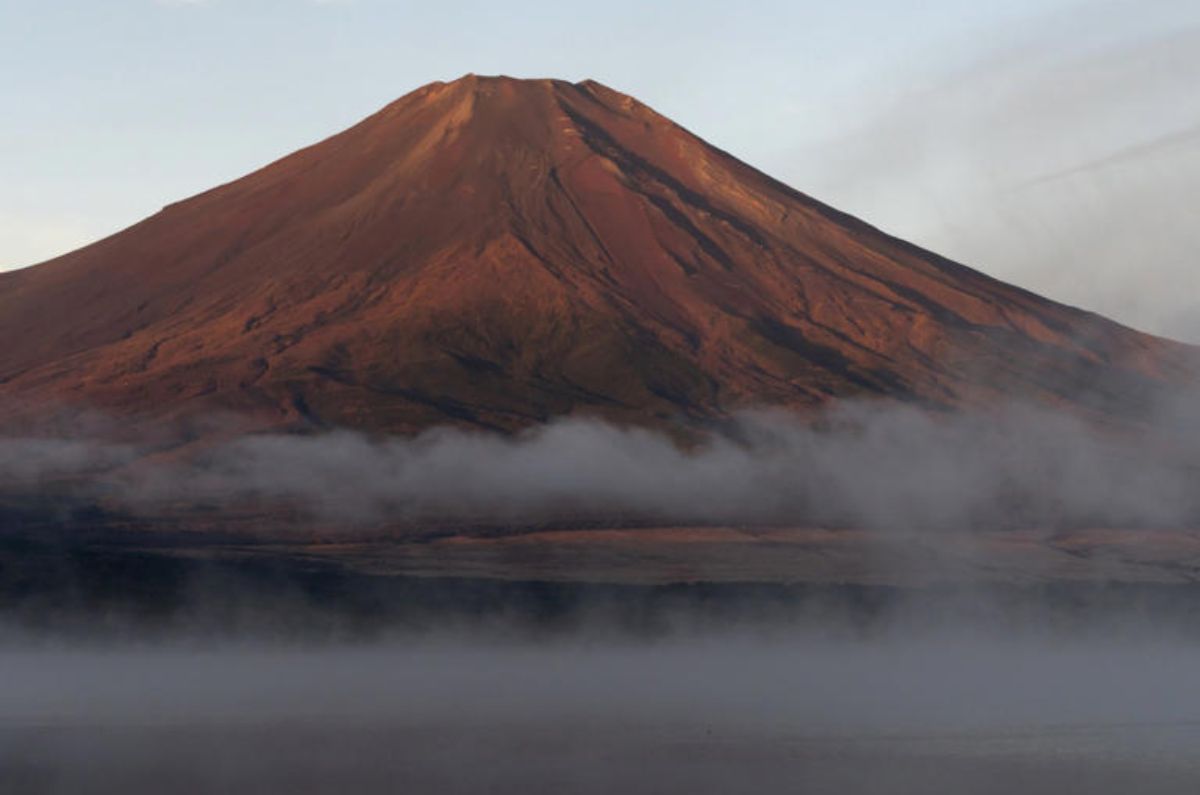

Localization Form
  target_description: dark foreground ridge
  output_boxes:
[6,532,1200,641]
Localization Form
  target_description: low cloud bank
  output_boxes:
[0,438,135,483]
[3,397,1198,533]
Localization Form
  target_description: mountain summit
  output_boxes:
[0,75,1192,432]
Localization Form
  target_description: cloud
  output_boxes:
[0,438,136,483]
[8,395,1196,534]
[789,13,1200,342]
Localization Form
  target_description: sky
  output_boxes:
[2,0,1198,340]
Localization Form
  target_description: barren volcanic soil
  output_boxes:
[0,75,1193,435]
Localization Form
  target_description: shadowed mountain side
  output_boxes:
[0,75,1194,433]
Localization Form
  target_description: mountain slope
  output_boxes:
[0,75,1193,433]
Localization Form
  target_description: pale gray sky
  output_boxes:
[2,0,1197,339]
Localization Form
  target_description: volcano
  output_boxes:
[0,75,1193,433]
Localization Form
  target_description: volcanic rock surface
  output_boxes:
[0,75,1193,434]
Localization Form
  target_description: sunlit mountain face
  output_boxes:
[0,76,1193,441]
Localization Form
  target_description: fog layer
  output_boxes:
[0,397,1172,531]
[5,634,1200,794]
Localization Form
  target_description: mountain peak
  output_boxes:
[390,74,647,130]
[0,79,1193,434]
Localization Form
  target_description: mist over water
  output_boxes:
[6,626,1200,794]
[2,384,1199,793]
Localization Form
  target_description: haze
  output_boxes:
[3,3,1200,792]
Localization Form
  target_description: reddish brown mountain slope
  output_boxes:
[0,75,1193,432]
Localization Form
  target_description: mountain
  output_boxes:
[0,75,1193,434]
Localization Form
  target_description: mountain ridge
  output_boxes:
[0,74,1194,434]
